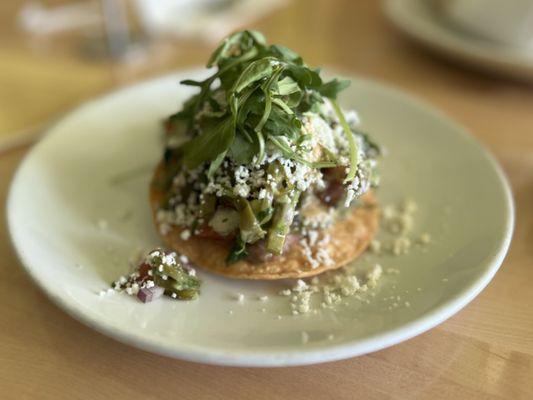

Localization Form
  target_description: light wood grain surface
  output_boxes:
[1,1,533,399]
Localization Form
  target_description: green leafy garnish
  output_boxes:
[226,236,248,263]
[182,117,235,169]
[170,30,352,173]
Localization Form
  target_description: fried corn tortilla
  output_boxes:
[150,163,379,280]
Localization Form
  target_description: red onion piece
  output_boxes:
[318,166,347,206]
[318,181,345,205]
[137,286,165,303]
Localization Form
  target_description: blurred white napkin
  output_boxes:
[133,0,289,43]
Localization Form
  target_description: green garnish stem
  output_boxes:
[266,191,300,254]
[331,99,358,183]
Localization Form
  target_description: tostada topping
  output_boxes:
[112,249,201,302]
[154,30,380,265]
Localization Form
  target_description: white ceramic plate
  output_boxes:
[383,0,533,81]
[7,69,513,366]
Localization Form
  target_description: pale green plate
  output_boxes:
[7,69,513,366]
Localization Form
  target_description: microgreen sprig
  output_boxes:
[168,30,357,179]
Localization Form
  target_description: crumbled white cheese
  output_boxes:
[233,183,250,198]
[294,279,308,292]
[291,290,311,314]
[281,261,385,315]
[307,230,319,246]
[161,253,177,266]
[145,280,155,288]
[339,276,361,296]
[234,165,250,183]
[274,198,434,317]
[366,264,382,288]
[391,237,411,255]
[382,200,417,236]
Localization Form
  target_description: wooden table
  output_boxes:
[1,1,532,399]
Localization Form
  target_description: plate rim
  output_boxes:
[6,70,515,367]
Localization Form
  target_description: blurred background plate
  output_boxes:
[383,0,533,81]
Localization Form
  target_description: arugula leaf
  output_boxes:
[255,66,284,134]
[232,58,274,94]
[229,131,255,164]
[182,118,235,169]
[247,30,267,46]
[286,65,322,88]
[268,44,303,65]
[271,98,294,115]
[207,30,266,68]
[276,76,300,96]
[173,30,354,186]
[268,135,337,169]
[263,106,301,140]
[317,78,351,99]
[207,150,227,179]
[285,90,304,108]
[226,236,248,264]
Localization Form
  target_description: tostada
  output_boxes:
[150,30,380,279]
